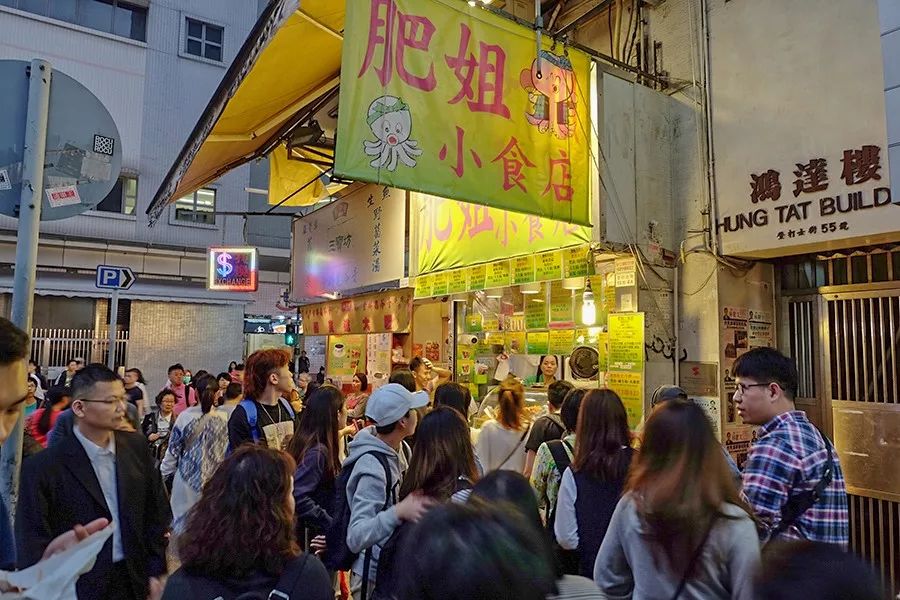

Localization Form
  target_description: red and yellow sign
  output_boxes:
[336,0,592,227]
[301,289,412,335]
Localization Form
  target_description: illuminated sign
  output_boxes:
[208,247,258,291]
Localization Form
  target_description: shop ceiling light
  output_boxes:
[581,279,596,326]
[486,288,503,298]
[562,277,584,290]
[520,282,542,294]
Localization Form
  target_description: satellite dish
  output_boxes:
[0,60,122,221]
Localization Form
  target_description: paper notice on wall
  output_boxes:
[0,169,11,191]
[724,426,758,470]
[692,396,722,441]
[722,306,750,360]
[366,333,392,387]
[748,309,774,348]
[45,185,81,208]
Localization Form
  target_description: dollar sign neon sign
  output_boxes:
[216,252,233,277]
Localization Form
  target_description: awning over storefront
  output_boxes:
[147,0,344,223]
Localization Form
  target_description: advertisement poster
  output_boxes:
[431,271,449,296]
[302,290,412,335]
[606,371,643,430]
[447,269,468,294]
[722,306,750,360]
[366,333,393,387]
[424,341,441,362]
[535,251,564,281]
[608,313,645,372]
[724,426,758,470]
[526,332,549,355]
[328,335,366,377]
[563,246,590,278]
[512,255,536,285]
[748,309,774,348]
[466,313,483,333]
[468,264,486,291]
[485,260,511,288]
[482,316,500,332]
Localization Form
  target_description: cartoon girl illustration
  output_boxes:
[520,50,578,139]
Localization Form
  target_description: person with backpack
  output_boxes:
[530,388,587,574]
[325,383,434,600]
[27,385,71,448]
[523,380,574,477]
[593,400,759,600]
[554,389,634,578]
[287,385,344,551]
[228,348,296,451]
[161,445,332,600]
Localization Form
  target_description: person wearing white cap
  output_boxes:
[344,383,436,600]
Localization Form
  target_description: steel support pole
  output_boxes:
[107,288,119,370]
[1,59,51,516]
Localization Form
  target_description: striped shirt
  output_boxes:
[741,411,848,547]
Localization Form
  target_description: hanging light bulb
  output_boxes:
[468,0,477,5]
[581,278,596,326]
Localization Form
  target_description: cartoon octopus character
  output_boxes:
[363,95,422,172]
[520,50,578,139]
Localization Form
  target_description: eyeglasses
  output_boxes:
[78,396,127,406]
[736,383,771,395]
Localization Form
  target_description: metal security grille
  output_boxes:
[827,294,900,405]
[787,298,817,399]
[30,328,129,376]
[824,289,900,599]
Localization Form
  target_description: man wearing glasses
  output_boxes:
[733,347,848,547]
[16,362,171,599]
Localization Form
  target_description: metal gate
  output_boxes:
[821,290,900,597]
[30,328,129,375]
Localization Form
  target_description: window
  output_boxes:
[95,176,137,215]
[174,188,216,225]
[1,0,147,42]
[185,18,223,62]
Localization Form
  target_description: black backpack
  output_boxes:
[323,451,393,574]
[185,553,309,599]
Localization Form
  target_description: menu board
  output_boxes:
[512,255,536,285]
[535,251,564,281]
[526,331,549,355]
[485,260,511,288]
[524,300,548,330]
[468,264,487,291]
[447,269,468,294]
[328,335,366,377]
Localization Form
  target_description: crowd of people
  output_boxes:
[0,316,886,599]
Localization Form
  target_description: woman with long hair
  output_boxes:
[475,377,530,472]
[345,372,370,431]
[374,407,481,598]
[399,406,479,503]
[287,385,344,550]
[162,446,332,599]
[160,374,230,534]
[27,385,70,448]
[594,400,759,599]
[554,389,634,577]
[433,382,473,420]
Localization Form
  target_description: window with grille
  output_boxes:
[1,0,148,42]
[173,188,216,225]
[184,17,223,62]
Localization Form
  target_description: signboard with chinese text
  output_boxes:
[512,255,535,285]
[291,184,406,299]
[608,313,645,373]
[337,0,592,229]
[301,289,412,335]
[328,335,367,377]
[208,247,258,292]
[717,146,897,257]
[415,195,590,274]
[526,331,549,355]
[535,251,564,281]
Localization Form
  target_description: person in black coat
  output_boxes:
[16,364,172,600]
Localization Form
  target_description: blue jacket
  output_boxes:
[0,494,14,570]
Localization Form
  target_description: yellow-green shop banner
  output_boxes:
[337,0,593,232]
[415,196,591,274]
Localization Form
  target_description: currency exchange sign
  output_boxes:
[208,247,258,292]
[335,0,592,227]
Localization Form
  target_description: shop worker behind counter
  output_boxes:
[16,361,172,600]
[733,347,849,546]
[228,348,296,451]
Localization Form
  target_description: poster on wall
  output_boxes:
[724,426,757,470]
[748,309,774,348]
[328,335,366,377]
[607,371,643,430]
[608,313,645,372]
[692,396,722,441]
[366,333,393,388]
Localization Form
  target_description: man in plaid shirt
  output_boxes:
[734,347,849,547]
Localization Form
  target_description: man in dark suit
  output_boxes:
[17,363,171,600]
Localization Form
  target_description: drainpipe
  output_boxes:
[673,264,680,385]
[699,0,720,256]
